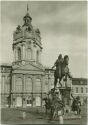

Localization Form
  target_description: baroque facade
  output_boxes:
[0,8,47,108]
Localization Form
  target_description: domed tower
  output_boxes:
[11,5,45,107]
[13,5,42,67]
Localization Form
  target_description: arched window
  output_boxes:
[36,50,39,62]
[76,87,78,93]
[18,48,21,60]
[16,78,22,92]
[22,45,26,59]
[51,77,54,89]
[26,77,32,92]
[35,79,41,92]
[35,96,41,106]
[81,87,83,93]
[27,48,32,60]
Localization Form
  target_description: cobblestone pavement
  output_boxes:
[1,104,87,125]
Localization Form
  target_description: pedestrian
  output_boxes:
[22,111,26,119]
[76,96,81,115]
[59,115,63,124]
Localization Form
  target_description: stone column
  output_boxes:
[41,76,43,107]
[22,74,24,107]
[32,76,35,107]
[39,50,42,63]
[10,74,15,107]
[1,75,5,107]
[22,74,27,108]
[31,42,33,60]
[2,76,5,94]
[33,44,36,62]
[12,74,16,92]
[15,49,18,61]
[25,45,27,61]
[4,76,7,93]
[31,76,33,107]
[13,48,16,62]
[41,75,45,107]
[23,75,26,92]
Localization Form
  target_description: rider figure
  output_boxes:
[63,55,72,82]
[52,54,63,88]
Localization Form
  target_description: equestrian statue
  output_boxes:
[52,54,72,89]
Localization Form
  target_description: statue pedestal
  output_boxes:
[56,87,72,114]
[59,87,71,105]
[56,77,72,108]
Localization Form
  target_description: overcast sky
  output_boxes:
[1,1,87,78]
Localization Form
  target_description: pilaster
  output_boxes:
[22,44,26,60]
[33,44,36,62]
[2,75,5,94]
[15,49,17,62]
[13,48,16,62]
[12,74,16,92]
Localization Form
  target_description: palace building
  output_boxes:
[72,78,87,104]
[0,6,47,108]
[0,6,87,108]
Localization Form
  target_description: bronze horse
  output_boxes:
[52,55,72,88]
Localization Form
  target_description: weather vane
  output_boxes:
[27,3,29,12]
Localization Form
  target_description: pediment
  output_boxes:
[12,62,45,72]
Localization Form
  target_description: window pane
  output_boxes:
[81,87,83,93]
[16,78,22,92]
[36,79,41,92]
[26,78,32,92]
[18,48,21,60]
[36,51,39,62]
[27,48,32,60]
[76,87,78,93]
[22,45,25,59]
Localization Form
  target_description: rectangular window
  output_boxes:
[36,79,41,92]
[16,78,22,92]
[72,87,74,93]
[76,87,78,93]
[27,100,30,104]
[16,85,22,92]
[81,87,83,93]
[25,78,32,92]
[5,84,10,93]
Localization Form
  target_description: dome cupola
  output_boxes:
[23,4,32,26]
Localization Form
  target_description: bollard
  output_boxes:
[59,115,63,124]
[58,110,64,124]
[22,111,26,119]
[75,111,77,115]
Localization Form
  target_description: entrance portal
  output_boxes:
[16,97,22,107]
[35,96,41,106]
